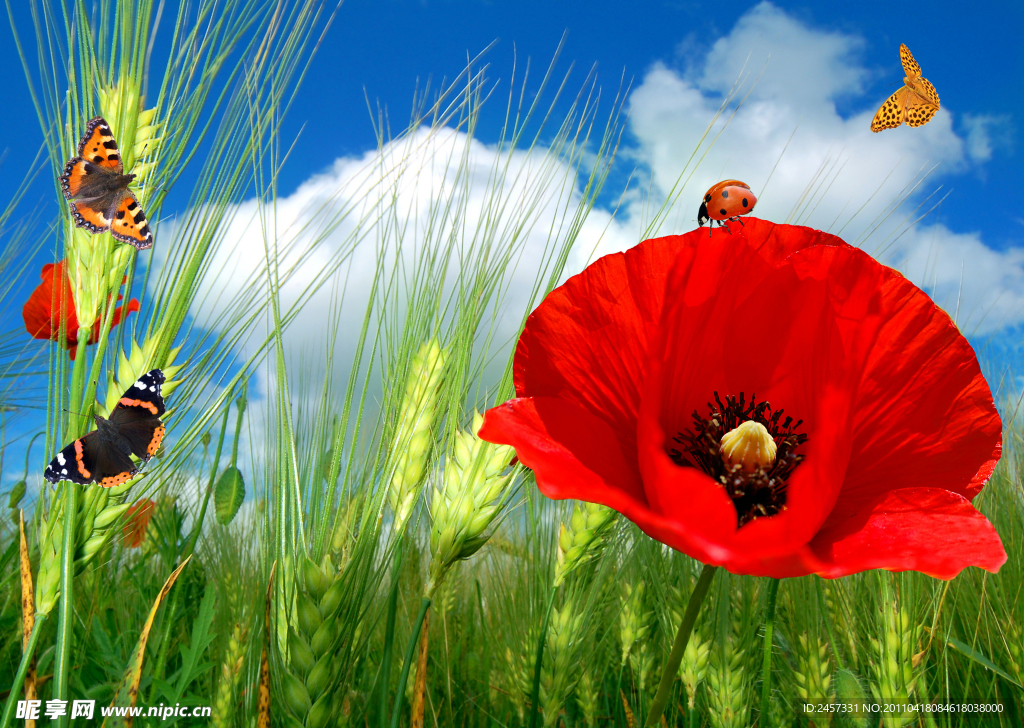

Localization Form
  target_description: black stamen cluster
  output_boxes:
[668,392,807,528]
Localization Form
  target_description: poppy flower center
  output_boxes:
[668,393,807,528]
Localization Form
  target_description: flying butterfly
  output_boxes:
[59,116,154,249]
[44,369,166,487]
[870,44,940,132]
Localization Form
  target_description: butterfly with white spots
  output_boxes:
[44,370,166,487]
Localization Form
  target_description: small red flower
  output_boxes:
[480,218,1005,579]
[122,499,156,548]
[22,260,140,359]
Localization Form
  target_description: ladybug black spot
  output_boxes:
[742,198,749,207]
[719,209,727,216]
[721,189,729,198]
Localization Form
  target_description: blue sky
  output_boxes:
[1,0,1022,389]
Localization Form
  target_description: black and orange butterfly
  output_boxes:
[44,369,166,487]
[59,117,153,249]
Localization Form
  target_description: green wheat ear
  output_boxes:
[619,579,652,666]
[36,478,135,615]
[211,621,248,728]
[426,409,516,595]
[502,635,538,723]
[540,599,585,727]
[794,633,834,726]
[575,668,601,728]
[706,614,752,728]
[868,603,923,728]
[387,339,446,532]
[1006,618,1023,684]
[278,556,349,728]
[554,500,618,587]
[65,76,160,335]
[679,628,712,711]
[99,336,184,417]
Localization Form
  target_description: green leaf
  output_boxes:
[947,637,1024,689]
[214,466,246,525]
[168,584,218,704]
[7,481,25,509]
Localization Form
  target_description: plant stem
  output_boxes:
[644,563,717,727]
[410,606,431,728]
[390,596,432,728]
[528,585,558,728]
[0,614,46,728]
[760,578,780,727]
[379,539,404,727]
[815,577,846,672]
[53,482,77,728]
[147,392,234,702]
[613,662,626,726]
[475,580,489,713]
[52,328,89,728]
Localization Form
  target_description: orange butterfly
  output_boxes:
[870,44,940,132]
[60,117,153,249]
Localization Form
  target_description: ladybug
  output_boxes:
[697,180,757,233]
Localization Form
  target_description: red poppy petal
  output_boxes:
[480,396,645,506]
[23,296,53,339]
[23,262,59,340]
[808,487,1006,579]
[479,396,733,564]
[511,236,682,466]
[638,243,887,566]
[841,269,1001,509]
[87,297,141,345]
[511,220,847,466]
[110,298,141,327]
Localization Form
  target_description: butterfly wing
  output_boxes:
[109,369,166,419]
[899,44,923,80]
[116,418,166,461]
[75,117,124,173]
[91,443,140,488]
[108,369,166,459]
[43,424,141,487]
[44,431,101,484]
[59,117,133,236]
[67,193,115,234]
[871,87,908,132]
[904,87,940,128]
[109,190,154,249]
[915,76,940,107]
[61,157,93,200]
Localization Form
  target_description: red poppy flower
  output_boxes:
[480,218,1004,579]
[122,499,156,548]
[22,260,140,359]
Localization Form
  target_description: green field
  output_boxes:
[1,2,1021,727]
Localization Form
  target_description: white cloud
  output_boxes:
[167,0,1023,378]
[163,124,633,395]
[607,0,1024,335]
[962,113,1013,163]
[883,224,1024,336]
